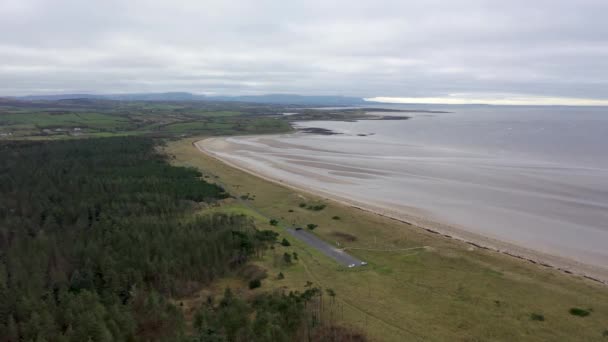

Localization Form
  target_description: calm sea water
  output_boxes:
[311,105,608,169]
[217,105,608,270]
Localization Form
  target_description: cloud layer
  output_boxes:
[1,0,607,103]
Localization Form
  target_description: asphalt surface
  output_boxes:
[287,228,364,267]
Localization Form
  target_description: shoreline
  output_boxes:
[195,136,608,285]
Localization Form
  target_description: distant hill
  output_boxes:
[18,94,107,101]
[208,94,369,105]
[19,92,196,102]
[15,92,370,106]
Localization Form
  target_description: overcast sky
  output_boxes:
[1,0,608,104]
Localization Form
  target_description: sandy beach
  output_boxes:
[196,136,608,284]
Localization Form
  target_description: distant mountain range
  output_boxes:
[14,92,372,106]
[208,94,370,105]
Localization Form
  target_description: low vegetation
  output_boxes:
[298,202,327,211]
[569,308,591,317]
[248,279,262,289]
[331,231,357,242]
[193,287,365,342]
[530,313,545,321]
[308,204,327,211]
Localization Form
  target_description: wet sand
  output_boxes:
[196,136,608,283]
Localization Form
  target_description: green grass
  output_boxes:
[162,117,291,136]
[164,121,232,133]
[1,99,401,140]
[0,101,292,139]
[0,112,129,128]
[190,110,242,117]
[166,137,608,342]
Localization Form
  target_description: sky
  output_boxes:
[1,0,608,105]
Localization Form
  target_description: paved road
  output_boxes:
[287,228,364,267]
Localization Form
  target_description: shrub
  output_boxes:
[312,326,367,341]
[569,308,591,317]
[308,204,326,211]
[255,230,279,243]
[277,272,285,280]
[332,216,340,220]
[299,203,307,208]
[269,219,279,226]
[281,238,291,246]
[249,279,261,289]
[240,264,267,282]
[288,209,294,212]
[292,252,298,260]
[530,313,545,321]
[331,231,357,242]
[307,223,318,230]
[283,252,292,264]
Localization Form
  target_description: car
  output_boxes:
[360,261,368,266]
[348,263,356,268]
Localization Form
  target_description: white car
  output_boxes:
[360,261,368,266]
[348,263,356,268]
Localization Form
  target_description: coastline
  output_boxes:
[195,136,608,285]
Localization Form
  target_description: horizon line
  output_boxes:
[3,92,608,106]
[366,96,608,106]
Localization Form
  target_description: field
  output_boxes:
[165,137,608,342]
[0,98,297,138]
[0,98,392,139]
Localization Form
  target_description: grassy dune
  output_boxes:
[165,137,608,341]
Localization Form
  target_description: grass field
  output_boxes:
[0,99,294,138]
[165,137,608,342]
[163,117,291,135]
[0,98,404,139]
[0,110,291,138]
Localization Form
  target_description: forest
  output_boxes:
[0,137,360,341]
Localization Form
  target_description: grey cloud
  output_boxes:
[1,0,607,100]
